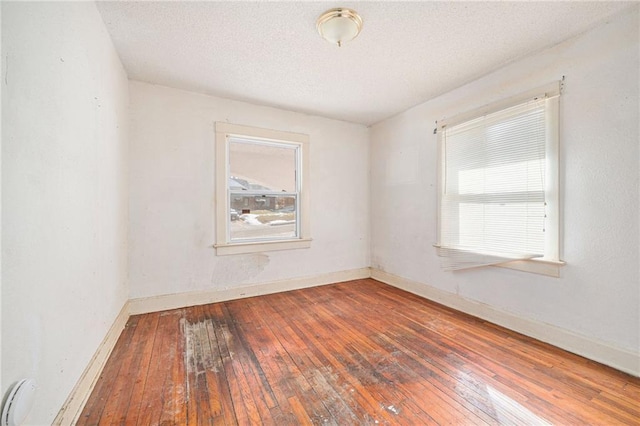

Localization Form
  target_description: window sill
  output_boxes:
[214,238,312,256]
[494,258,565,277]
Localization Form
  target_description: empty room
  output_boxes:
[2,1,639,424]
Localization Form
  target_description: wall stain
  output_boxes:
[211,253,270,286]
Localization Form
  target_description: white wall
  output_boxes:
[128,81,370,299]
[371,7,639,362]
[0,0,3,397]
[1,3,129,423]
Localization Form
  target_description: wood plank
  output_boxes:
[79,279,640,426]
[97,313,160,425]
[273,290,403,424]
[184,304,215,424]
[135,310,183,425]
[334,280,586,424]
[297,285,489,425]
[77,314,141,424]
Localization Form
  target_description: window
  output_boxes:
[215,122,310,255]
[436,82,563,276]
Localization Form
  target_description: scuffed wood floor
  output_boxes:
[79,279,640,425]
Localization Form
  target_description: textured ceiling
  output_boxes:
[97,1,631,125]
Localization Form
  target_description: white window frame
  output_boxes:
[214,122,311,255]
[436,82,564,276]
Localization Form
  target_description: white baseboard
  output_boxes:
[371,268,639,377]
[129,268,371,315]
[53,302,130,425]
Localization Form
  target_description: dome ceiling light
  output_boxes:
[316,8,363,47]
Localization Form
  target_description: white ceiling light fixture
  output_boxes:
[316,8,363,47]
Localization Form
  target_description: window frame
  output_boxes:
[214,122,311,255]
[436,82,564,276]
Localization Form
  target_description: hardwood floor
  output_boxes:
[79,279,640,425]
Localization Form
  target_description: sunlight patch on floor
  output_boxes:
[487,386,552,425]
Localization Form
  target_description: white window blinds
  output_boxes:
[436,85,560,271]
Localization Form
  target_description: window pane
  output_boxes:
[229,140,297,192]
[230,194,297,241]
